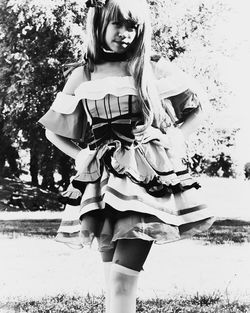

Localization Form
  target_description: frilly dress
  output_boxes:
[39,58,214,250]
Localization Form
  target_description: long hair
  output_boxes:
[85,0,163,131]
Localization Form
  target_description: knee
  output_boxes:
[110,265,139,296]
[110,271,136,296]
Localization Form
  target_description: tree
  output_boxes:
[0,0,86,188]
[149,0,240,176]
[0,0,240,186]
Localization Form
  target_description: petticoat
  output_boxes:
[55,127,214,251]
[38,59,215,251]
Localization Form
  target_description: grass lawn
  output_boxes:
[1,234,250,309]
[1,177,250,311]
[0,218,250,245]
[1,293,250,313]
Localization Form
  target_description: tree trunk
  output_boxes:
[30,143,39,186]
[58,153,71,190]
[0,153,5,177]
[6,145,19,177]
[40,145,56,192]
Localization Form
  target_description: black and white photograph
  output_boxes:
[0,0,249,312]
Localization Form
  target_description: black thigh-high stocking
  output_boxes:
[111,239,153,271]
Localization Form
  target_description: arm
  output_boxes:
[45,129,81,159]
[45,66,87,160]
[152,57,209,141]
[180,74,209,140]
[178,105,205,141]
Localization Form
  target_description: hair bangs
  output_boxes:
[106,0,147,29]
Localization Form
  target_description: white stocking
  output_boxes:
[109,264,140,313]
[103,262,112,313]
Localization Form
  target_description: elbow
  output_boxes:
[181,110,205,140]
[192,108,205,127]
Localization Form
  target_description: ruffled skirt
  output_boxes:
[55,127,214,250]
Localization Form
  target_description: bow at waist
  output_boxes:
[87,116,135,149]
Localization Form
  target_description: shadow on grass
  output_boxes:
[193,219,250,245]
[0,219,61,238]
[0,219,250,245]
[0,177,63,212]
[1,293,249,313]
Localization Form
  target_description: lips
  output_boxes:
[114,39,129,44]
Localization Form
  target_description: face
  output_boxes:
[104,19,137,53]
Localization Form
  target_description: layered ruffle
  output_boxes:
[55,206,214,250]
[55,128,214,250]
[168,89,201,124]
[38,58,203,141]
[75,76,137,100]
[38,58,214,250]
[60,126,200,206]
[38,92,88,141]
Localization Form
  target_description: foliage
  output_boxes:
[0,0,85,186]
[1,293,249,313]
[187,152,236,178]
[149,0,240,177]
[0,0,240,185]
[150,0,233,110]
[0,0,86,128]
[186,123,239,177]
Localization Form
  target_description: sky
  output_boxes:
[216,1,250,126]
[210,1,250,164]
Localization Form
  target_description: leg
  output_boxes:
[99,248,116,313]
[109,239,153,313]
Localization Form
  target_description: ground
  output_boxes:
[0,236,250,303]
[0,176,250,311]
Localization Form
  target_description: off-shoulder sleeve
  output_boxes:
[153,58,208,124]
[154,58,190,98]
[168,89,201,124]
[38,92,87,141]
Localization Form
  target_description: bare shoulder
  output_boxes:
[63,66,88,95]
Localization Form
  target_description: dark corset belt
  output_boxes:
[87,115,136,149]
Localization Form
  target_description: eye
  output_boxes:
[124,21,138,32]
[112,21,123,27]
[111,20,137,32]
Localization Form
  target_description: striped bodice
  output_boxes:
[83,93,142,149]
[84,94,140,119]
